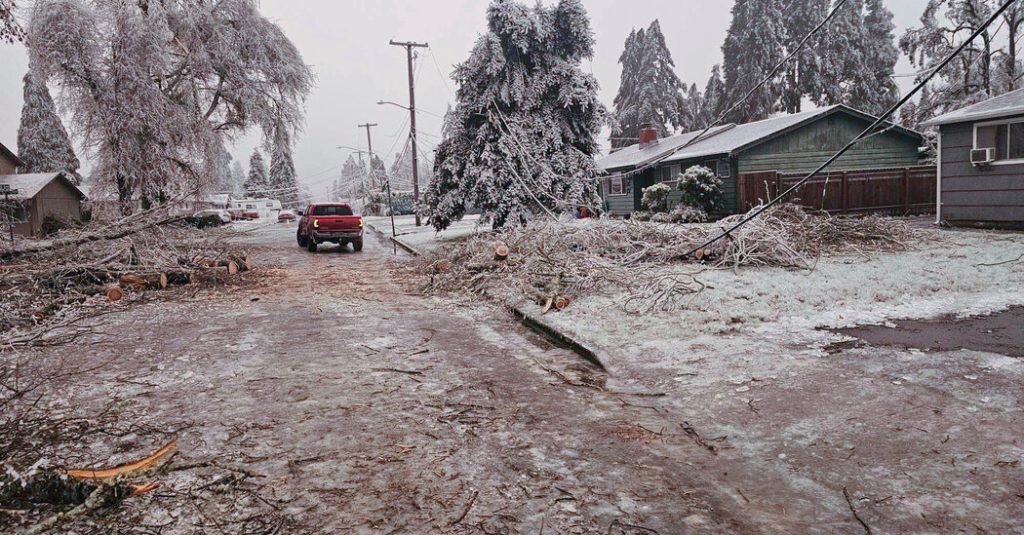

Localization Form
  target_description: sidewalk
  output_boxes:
[364,214,487,254]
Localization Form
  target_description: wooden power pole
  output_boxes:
[389,40,428,227]
[357,122,378,189]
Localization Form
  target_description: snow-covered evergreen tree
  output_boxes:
[781,0,830,113]
[230,160,246,196]
[215,149,234,194]
[847,0,899,115]
[610,20,685,150]
[426,0,605,231]
[17,70,81,182]
[245,151,269,197]
[28,0,313,214]
[701,65,727,127]
[267,122,299,207]
[336,155,366,201]
[721,0,787,123]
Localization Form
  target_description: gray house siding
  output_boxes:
[939,118,1024,226]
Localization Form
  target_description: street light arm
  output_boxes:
[377,100,410,111]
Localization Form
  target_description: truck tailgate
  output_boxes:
[314,216,361,231]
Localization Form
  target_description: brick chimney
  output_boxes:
[638,125,659,149]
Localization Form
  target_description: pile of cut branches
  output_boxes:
[0,212,256,346]
[418,204,917,313]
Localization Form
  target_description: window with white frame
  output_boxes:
[659,165,680,182]
[974,120,1024,162]
[606,175,632,196]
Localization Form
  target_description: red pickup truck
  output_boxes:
[296,203,364,252]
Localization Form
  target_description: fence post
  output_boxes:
[840,171,848,214]
[903,167,911,214]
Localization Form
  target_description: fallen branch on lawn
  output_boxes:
[415,204,915,314]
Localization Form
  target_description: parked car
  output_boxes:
[193,209,232,224]
[297,203,363,252]
[277,210,297,223]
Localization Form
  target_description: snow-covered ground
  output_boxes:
[364,214,487,253]
[539,226,1024,360]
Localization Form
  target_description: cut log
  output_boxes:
[227,260,239,275]
[105,286,124,302]
[553,296,571,311]
[494,243,510,261]
[118,274,147,290]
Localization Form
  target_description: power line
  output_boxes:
[684,0,1019,258]
[601,0,850,183]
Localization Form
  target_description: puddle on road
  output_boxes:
[835,306,1024,358]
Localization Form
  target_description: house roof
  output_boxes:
[598,104,922,171]
[0,173,87,201]
[598,125,736,171]
[0,141,25,168]
[921,88,1024,127]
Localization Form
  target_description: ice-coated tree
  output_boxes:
[610,20,685,149]
[245,151,269,197]
[230,160,246,196]
[847,0,899,115]
[426,0,606,231]
[369,155,387,191]
[268,122,299,207]
[28,0,313,214]
[721,0,786,123]
[780,0,830,113]
[389,151,429,191]
[901,0,1024,126]
[336,155,366,201]
[17,70,81,182]
[1,0,23,42]
[215,148,234,194]
[701,65,727,127]
[681,83,704,132]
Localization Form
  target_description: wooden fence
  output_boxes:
[738,166,937,215]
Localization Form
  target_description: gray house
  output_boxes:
[922,89,1024,228]
[598,105,925,216]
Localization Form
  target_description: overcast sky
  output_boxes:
[0,0,929,198]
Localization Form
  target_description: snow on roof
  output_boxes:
[663,106,843,164]
[0,173,85,201]
[0,141,25,167]
[597,125,735,171]
[599,104,919,171]
[922,88,1024,127]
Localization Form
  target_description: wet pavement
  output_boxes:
[22,223,1024,534]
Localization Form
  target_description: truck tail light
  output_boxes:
[313,219,320,228]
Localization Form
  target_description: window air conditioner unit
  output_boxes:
[971,147,996,166]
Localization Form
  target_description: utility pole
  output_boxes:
[1,184,19,242]
[390,39,429,227]
[357,122,378,189]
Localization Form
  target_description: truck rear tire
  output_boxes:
[353,239,363,252]
[307,238,317,252]
[297,229,308,248]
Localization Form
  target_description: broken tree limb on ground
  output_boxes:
[416,204,914,314]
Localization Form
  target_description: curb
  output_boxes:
[365,218,606,372]
[364,220,423,257]
[508,305,607,371]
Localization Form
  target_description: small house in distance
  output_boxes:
[0,172,87,237]
[923,88,1024,228]
[597,105,926,217]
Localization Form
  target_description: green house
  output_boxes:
[597,105,925,216]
